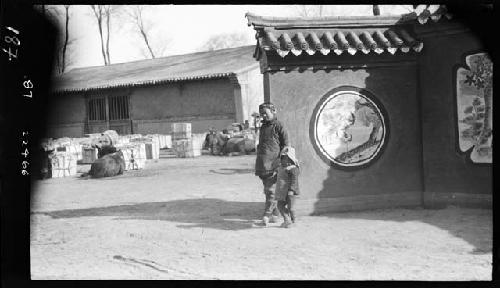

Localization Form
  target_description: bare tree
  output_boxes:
[90,5,108,65]
[61,5,71,73]
[35,5,75,74]
[124,5,170,59]
[90,5,122,65]
[199,32,252,52]
[295,5,326,17]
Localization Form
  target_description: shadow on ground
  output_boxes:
[209,168,254,175]
[316,207,492,255]
[35,198,263,231]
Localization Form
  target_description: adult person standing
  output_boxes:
[255,102,289,226]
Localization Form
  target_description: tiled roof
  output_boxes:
[246,14,423,58]
[52,45,258,93]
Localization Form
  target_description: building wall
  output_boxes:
[243,68,264,125]
[416,23,492,208]
[266,55,423,215]
[47,76,244,137]
[46,93,86,138]
[130,79,236,134]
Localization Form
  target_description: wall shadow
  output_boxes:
[312,61,423,212]
[310,21,492,256]
[209,168,254,175]
[34,198,263,231]
[317,207,492,255]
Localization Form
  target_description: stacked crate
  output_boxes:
[116,142,147,170]
[130,137,159,160]
[171,123,191,140]
[79,134,101,164]
[172,139,196,158]
[150,138,160,160]
[49,152,77,178]
[191,133,206,151]
[115,135,130,146]
[42,138,83,165]
[163,134,172,149]
[128,134,143,141]
[55,141,83,161]
[71,137,91,163]
[81,148,98,164]
[171,123,201,158]
[149,134,171,149]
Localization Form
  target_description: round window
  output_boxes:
[310,87,389,168]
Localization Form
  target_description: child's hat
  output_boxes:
[281,146,299,167]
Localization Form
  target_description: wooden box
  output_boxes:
[145,137,160,160]
[81,148,98,164]
[49,152,77,178]
[171,123,192,140]
[172,139,201,158]
[117,143,147,170]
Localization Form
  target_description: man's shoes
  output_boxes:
[281,221,293,228]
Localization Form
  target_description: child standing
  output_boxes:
[255,102,289,226]
[276,147,300,228]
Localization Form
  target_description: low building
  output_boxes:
[48,45,263,137]
[246,6,492,214]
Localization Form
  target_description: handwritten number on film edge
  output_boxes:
[21,133,29,176]
[2,26,20,61]
[23,79,33,98]
[6,25,32,175]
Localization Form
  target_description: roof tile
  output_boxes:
[256,28,422,58]
[246,13,427,59]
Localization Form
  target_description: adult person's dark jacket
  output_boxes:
[255,118,289,177]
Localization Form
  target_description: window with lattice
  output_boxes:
[108,95,129,120]
[88,98,106,121]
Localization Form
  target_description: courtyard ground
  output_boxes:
[30,153,492,280]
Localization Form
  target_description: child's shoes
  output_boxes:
[261,216,270,226]
[270,215,279,223]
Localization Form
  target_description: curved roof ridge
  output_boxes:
[246,12,417,29]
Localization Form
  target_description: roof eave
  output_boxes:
[52,72,239,94]
[246,12,417,29]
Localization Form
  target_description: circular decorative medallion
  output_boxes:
[310,87,389,169]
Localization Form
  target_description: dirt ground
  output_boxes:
[30,153,492,280]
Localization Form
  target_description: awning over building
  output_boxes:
[246,13,424,59]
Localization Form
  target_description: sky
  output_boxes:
[49,5,417,71]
